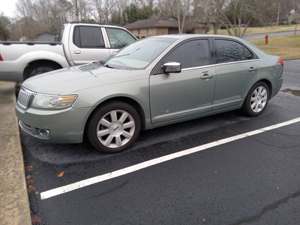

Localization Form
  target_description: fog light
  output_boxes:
[38,129,50,138]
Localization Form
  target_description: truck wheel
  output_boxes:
[24,62,61,80]
[87,102,141,153]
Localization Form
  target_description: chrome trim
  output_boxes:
[182,59,261,72]
[17,87,35,109]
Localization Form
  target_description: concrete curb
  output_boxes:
[0,82,31,225]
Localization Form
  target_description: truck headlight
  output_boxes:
[31,94,77,109]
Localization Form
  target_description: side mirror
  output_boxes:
[162,62,182,74]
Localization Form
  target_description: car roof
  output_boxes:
[152,34,244,41]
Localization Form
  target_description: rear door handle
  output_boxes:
[249,67,256,72]
[200,71,213,80]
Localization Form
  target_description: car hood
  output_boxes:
[23,64,142,94]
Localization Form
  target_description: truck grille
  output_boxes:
[17,88,34,109]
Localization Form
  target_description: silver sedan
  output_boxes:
[16,34,284,153]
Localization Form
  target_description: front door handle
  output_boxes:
[249,67,256,72]
[73,50,81,54]
[200,71,213,80]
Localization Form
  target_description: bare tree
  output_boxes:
[158,0,192,33]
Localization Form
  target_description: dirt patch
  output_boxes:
[281,88,300,96]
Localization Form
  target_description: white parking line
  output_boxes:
[40,117,300,200]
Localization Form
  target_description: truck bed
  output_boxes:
[0,42,67,81]
[0,41,61,46]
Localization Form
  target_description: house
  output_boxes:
[125,17,179,38]
[125,17,210,38]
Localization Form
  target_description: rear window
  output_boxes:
[73,26,105,48]
[215,39,254,63]
[106,28,136,49]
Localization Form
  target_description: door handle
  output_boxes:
[200,72,213,80]
[73,50,81,54]
[249,67,256,72]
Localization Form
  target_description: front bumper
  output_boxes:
[16,104,91,143]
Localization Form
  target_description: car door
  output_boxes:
[212,39,259,110]
[150,39,215,124]
[104,27,137,56]
[69,25,112,65]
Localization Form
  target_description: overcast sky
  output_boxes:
[0,0,18,17]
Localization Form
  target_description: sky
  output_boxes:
[0,0,18,18]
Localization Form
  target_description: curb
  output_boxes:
[0,82,32,225]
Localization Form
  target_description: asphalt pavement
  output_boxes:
[22,60,300,225]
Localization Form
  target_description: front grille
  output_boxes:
[17,88,34,109]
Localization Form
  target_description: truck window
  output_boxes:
[106,28,136,49]
[73,26,105,48]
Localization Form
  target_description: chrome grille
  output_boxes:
[17,88,33,108]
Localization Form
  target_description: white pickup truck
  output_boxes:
[0,23,137,81]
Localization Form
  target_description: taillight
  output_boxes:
[0,54,3,61]
[277,57,284,66]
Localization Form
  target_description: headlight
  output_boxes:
[31,94,78,109]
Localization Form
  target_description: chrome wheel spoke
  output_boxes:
[104,134,114,146]
[119,112,129,123]
[251,102,257,109]
[110,111,118,122]
[100,118,111,127]
[123,121,134,129]
[122,131,132,139]
[116,135,122,147]
[97,129,110,137]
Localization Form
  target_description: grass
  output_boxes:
[210,24,299,35]
[251,35,300,60]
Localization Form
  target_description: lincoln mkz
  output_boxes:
[16,35,284,153]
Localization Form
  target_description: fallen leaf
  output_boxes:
[31,214,42,225]
[57,171,65,177]
[25,165,33,172]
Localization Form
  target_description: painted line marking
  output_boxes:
[40,117,300,200]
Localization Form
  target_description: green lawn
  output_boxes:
[251,35,300,60]
[209,24,299,35]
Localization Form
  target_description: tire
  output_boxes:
[87,102,141,153]
[24,63,61,80]
[242,82,270,117]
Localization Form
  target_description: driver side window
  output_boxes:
[159,39,211,72]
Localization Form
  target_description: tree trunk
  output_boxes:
[276,2,281,25]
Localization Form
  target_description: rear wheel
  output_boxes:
[87,102,141,153]
[243,82,270,117]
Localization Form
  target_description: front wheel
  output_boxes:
[87,102,141,153]
[243,82,270,117]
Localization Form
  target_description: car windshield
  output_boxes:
[105,37,177,70]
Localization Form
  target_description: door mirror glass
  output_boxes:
[162,62,181,74]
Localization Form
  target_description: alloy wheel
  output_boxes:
[250,86,268,113]
[96,110,136,149]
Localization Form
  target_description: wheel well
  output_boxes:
[23,60,62,79]
[258,79,272,96]
[84,97,146,139]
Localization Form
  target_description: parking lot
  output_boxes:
[22,60,300,225]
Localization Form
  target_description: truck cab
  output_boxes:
[64,23,137,65]
[0,23,137,81]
